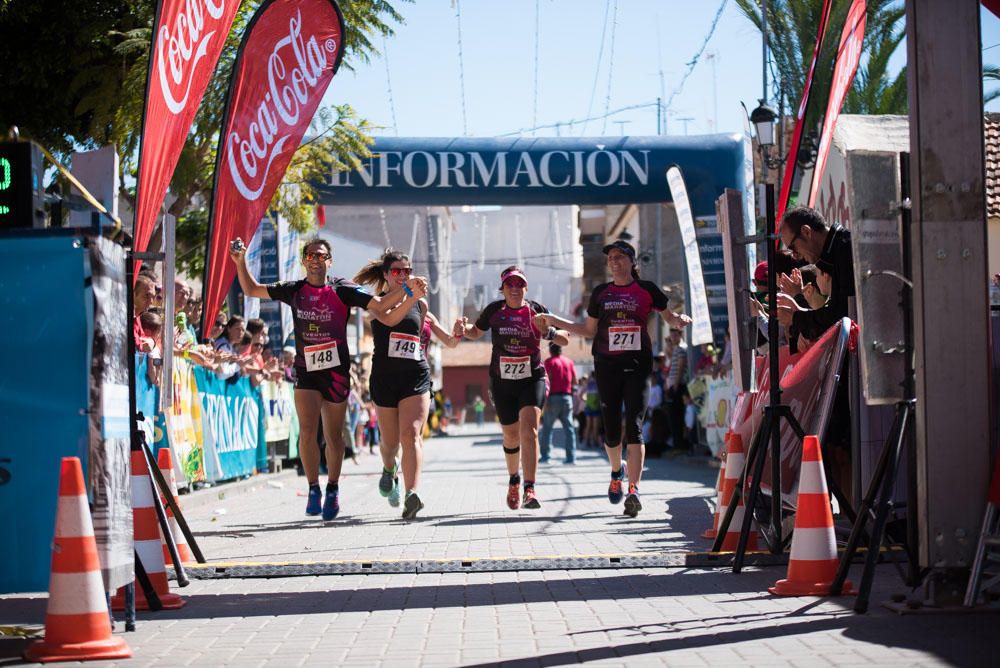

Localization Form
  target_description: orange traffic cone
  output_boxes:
[717,433,759,551]
[112,451,185,610]
[157,449,193,566]
[24,457,132,662]
[770,435,855,596]
[702,433,729,539]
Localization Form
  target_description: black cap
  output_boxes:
[602,239,636,260]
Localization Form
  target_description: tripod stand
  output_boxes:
[712,183,805,570]
[829,154,921,612]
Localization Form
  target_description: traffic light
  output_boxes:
[0,141,45,229]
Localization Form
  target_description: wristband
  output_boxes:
[546,326,557,341]
[403,284,414,297]
[183,351,190,360]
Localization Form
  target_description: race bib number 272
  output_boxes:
[499,355,531,380]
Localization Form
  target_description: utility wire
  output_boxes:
[662,0,729,117]
[455,0,469,135]
[533,0,540,134]
[581,0,613,135]
[496,101,659,137]
[600,0,620,135]
[382,35,399,136]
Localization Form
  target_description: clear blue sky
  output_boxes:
[322,1,1000,138]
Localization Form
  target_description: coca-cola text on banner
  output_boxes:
[134,0,242,259]
[201,0,346,330]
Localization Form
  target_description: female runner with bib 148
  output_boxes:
[535,240,691,518]
[230,237,428,522]
[354,249,459,519]
[453,266,569,510]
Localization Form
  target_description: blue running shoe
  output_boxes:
[608,464,626,505]
[305,486,322,516]
[387,477,401,508]
[322,487,340,521]
[378,463,397,497]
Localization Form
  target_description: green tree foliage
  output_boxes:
[734,0,906,117]
[0,0,408,275]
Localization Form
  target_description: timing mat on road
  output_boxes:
[176,551,789,578]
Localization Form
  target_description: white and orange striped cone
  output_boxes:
[157,448,193,566]
[717,433,759,552]
[112,450,185,610]
[701,433,729,539]
[24,457,132,662]
[770,435,855,596]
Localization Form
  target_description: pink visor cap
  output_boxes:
[500,268,528,288]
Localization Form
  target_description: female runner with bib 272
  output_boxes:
[453,266,569,510]
[536,240,691,518]
[230,237,427,522]
[354,249,459,520]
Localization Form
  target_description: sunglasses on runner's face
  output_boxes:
[389,267,413,277]
[503,279,526,289]
[304,251,330,261]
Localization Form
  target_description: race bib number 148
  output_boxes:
[304,341,340,371]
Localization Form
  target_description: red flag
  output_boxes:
[808,0,867,208]
[201,0,345,328]
[316,204,327,228]
[133,0,241,259]
[776,0,833,224]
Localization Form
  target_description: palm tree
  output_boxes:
[735,0,907,116]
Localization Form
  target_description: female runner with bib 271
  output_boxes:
[354,249,459,520]
[536,240,691,518]
[230,237,427,522]
[453,266,569,510]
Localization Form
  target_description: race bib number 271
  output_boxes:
[608,325,641,352]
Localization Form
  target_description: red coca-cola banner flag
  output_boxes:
[808,0,867,207]
[134,0,242,258]
[776,0,833,225]
[201,0,345,328]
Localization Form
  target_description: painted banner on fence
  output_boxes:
[262,379,294,442]
[701,373,737,457]
[166,358,206,483]
[194,370,266,481]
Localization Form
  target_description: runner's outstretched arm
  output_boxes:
[426,310,460,348]
[228,238,270,299]
[537,313,598,339]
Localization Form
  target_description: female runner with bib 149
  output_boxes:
[230,237,428,522]
[354,249,459,519]
[536,240,691,518]
[453,266,569,510]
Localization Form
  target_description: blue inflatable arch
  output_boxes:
[316,134,750,216]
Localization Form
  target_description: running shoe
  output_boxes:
[305,486,322,516]
[506,482,521,510]
[608,464,627,505]
[378,463,397,497]
[387,477,401,508]
[624,491,642,518]
[522,487,541,509]
[322,487,340,521]
[402,491,424,519]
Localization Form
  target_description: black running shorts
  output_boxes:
[370,369,432,408]
[594,355,651,446]
[295,366,350,404]
[489,377,546,426]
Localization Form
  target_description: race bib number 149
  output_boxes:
[388,332,422,361]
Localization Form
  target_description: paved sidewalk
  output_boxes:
[2,427,997,667]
